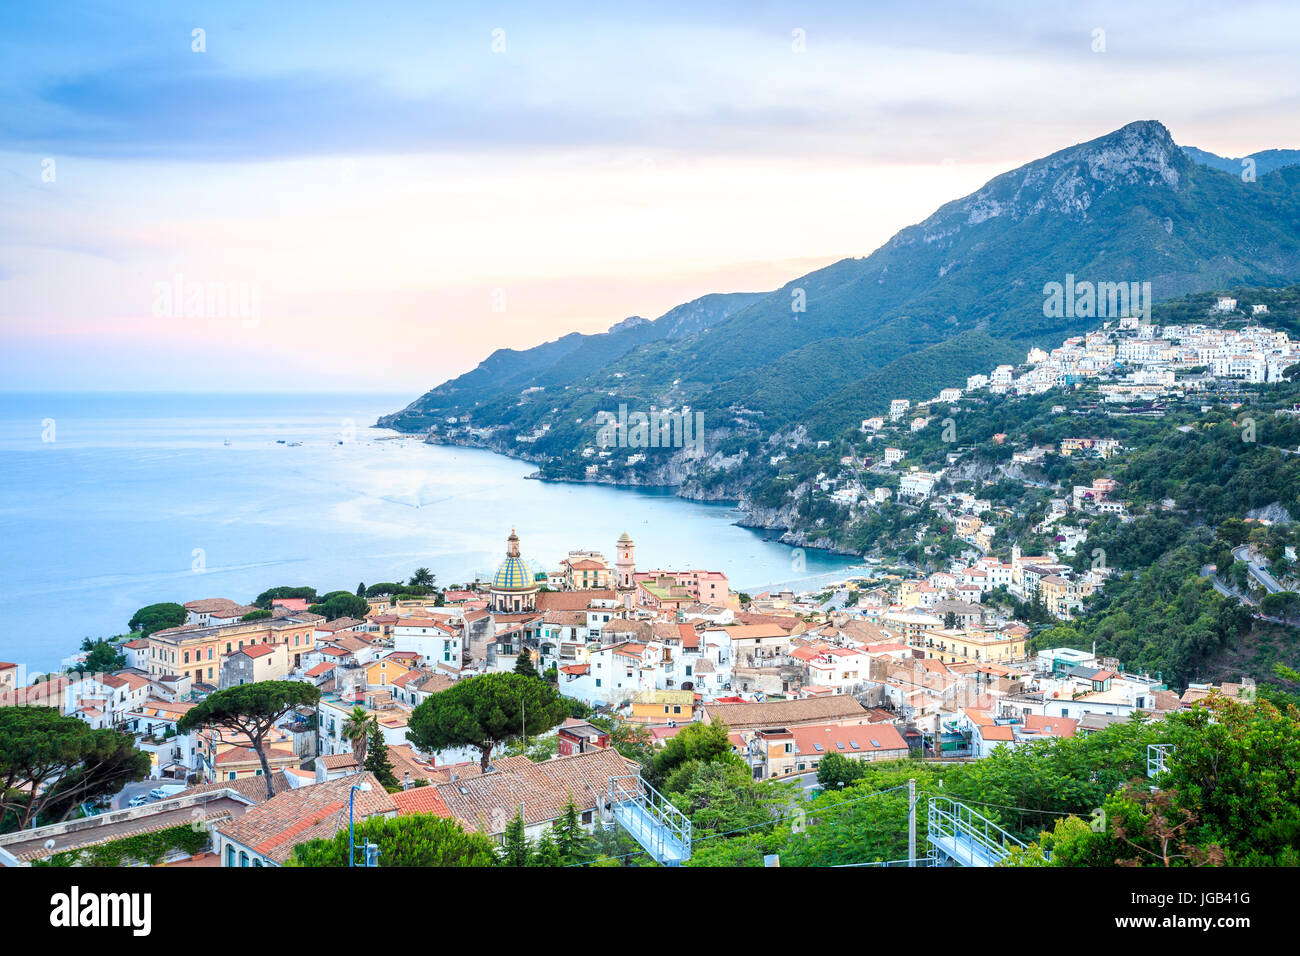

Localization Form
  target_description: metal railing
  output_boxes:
[607,774,692,864]
[927,796,1025,866]
[1147,743,1174,779]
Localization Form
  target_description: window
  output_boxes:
[226,846,235,867]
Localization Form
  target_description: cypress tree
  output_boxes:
[499,809,532,866]
[364,720,400,792]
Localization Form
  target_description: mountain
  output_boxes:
[378,290,767,429]
[1183,145,1300,178]
[383,120,1300,455]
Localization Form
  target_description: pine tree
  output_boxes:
[514,651,539,679]
[499,809,532,866]
[552,794,595,865]
[357,582,366,597]
[531,828,563,867]
[364,721,400,792]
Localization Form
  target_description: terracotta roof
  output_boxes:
[417,674,456,695]
[1021,715,1079,738]
[178,771,293,803]
[392,787,452,817]
[215,772,397,864]
[543,610,588,627]
[319,753,360,770]
[722,623,791,640]
[436,749,635,833]
[329,633,376,652]
[320,617,365,631]
[216,745,296,766]
[8,677,71,706]
[734,611,803,631]
[702,695,867,730]
[535,590,615,612]
[789,722,908,757]
[184,598,252,615]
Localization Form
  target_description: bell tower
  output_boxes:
[615,532,636,608]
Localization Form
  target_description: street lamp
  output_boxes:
[348,780,379,868]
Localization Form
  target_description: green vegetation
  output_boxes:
[364,721,400,792]
[341,705,372,771]
[513,650,540,679]
[407,672,567,772]
[288,813,498,867]
[578,695,1299,867]
[176,681,321,799]
[252,586,317,608]
[385,123,1300,467]
[74,637,125,674]
[1033,519,1255,688]
[128,602,187,636]
[308,590,370,620]
[494,796,601,867]
[0,707,150,833]
[34,823,209,867]
[1023,695,1300,866]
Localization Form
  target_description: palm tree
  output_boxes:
[410,567,435,588]
[342,706,373,774]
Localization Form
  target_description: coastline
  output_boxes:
[1,393,867,672]
[383,423,867,561]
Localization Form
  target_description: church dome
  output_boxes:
[492,555,535,590]
[492,529,538,592]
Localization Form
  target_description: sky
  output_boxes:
[2,1,1299,395]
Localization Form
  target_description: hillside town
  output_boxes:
[786,315,1300,570]
[0,524,1253,868]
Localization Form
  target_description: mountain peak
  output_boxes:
[608,315,649,334]
[905,121,1186,237]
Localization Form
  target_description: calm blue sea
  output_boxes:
[0,392,860,672]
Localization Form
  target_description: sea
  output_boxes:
[0,392,863,673]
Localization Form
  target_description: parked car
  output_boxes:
[148,784,186,800]
[128,794,149,807]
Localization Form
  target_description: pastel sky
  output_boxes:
[2,0,1298,394]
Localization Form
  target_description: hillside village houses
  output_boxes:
[0,517,1254,867]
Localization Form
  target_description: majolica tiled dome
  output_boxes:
[492,529,537,591]
[491,529,539,615]
[492,555,534,590]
